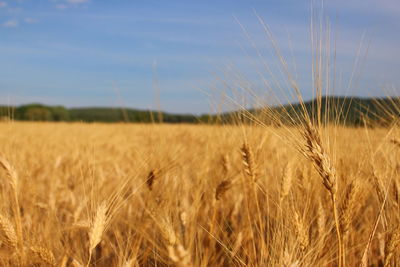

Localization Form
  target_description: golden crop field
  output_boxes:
[0,121,398,266]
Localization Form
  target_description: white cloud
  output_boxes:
[3,20,18,28]
[54,0,89,10]
[0,2,7,8]
[67,0,89,3]
[24,18,38,24]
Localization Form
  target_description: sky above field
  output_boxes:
[0,0,399,113]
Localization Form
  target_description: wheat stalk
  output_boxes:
[122,258,136,267]
[317,201,326,239]
[159,219,178,246]
[0,157,18,189]
[392,179,400,209]
[371,170,385,204]
[221,154,230,176]
[240,141,265,255]
[168,244,191,267]
[146,169,159,190]
[340,179,360,267]
[301,122,342,266]
[390,138,400,149]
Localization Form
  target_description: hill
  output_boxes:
[217,96,400,126]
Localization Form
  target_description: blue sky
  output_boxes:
[0,0,399,113]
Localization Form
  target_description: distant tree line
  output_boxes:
[0,97,399,125]
[0,104,199,123]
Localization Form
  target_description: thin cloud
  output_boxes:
[55,4,68,10]
[330,0,400,15]
[3,20,18,28]
[67,0,89,3]
[8,7,22,13]
[56,0,88,10]
[0,2,7,8]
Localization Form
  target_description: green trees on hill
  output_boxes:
[23,106,52,121]
[0,96,398,125]
[0,104,197,123]
[212,96,400,126]
[11,104,69,121]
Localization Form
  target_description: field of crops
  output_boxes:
[0,122,398,266]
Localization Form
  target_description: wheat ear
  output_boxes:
[0,157,24,262]
[215,179,232,200]
[30,246,56,266]
[384,226,400,266]
[146,169,159,190]
[0,214,17,249]
[302,122,342,266]
[340,180,360,236]
[279,162,293,202]
[294,211,309,251]
[340,179,360,267]
[88,202,108,266]
[241,143,257,181]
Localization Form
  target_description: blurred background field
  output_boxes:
[0,122,398,266]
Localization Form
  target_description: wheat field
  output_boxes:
[0,121,398,266]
